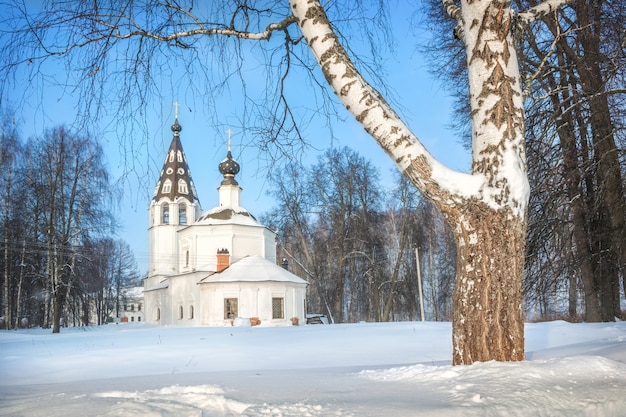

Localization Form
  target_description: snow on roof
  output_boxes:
[202,256,308,285]
[121,286,145,298]
[195,206,262,227]
[142,280,169,292]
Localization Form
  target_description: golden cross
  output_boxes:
[174,101,179,119]
[226,128,233,151]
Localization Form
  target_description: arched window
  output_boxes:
[162,204,170,224]
[185,250,190,267]
[179,305,184,320]
[156,308,161,321]
[179,204,187,224]
[189,305,194,320]
[178,179,188,195]
[162,179,172,194]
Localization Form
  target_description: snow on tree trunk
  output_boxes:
[452,1,529,364]
[291,0,532,364]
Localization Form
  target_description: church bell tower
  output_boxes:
[148,111,201,276]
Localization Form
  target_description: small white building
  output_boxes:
[142,117,307,326]
[118,287,144,323]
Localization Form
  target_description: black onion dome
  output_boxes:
[219,150,240,185]
[171,118,182,135]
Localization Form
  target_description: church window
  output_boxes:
[179,205,187,224]
[162,204,170,224]
[272,297,284,319]
[189,305,194,320]
[224,298,238,319]
[179,305,184,320]
[156,308,161,321]
[178,179,188,195]
[162,179,172,194]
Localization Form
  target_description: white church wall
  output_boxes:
[144,286,169,325]
[263,229,277,262]
[177,223,274,272]
[198,281,306,327]
[232,233,265,262]
[168,274,202,326]
[149,224,180,274]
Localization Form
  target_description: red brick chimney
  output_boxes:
[216,248,230,272]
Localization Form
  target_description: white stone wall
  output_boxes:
[199,281,307,327]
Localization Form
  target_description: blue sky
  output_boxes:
[3,2,469,274]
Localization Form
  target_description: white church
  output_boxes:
[142,117,308,326]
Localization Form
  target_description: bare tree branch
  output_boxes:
[515,0,574,29]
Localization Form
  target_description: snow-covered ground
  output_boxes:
[1,320,625,416]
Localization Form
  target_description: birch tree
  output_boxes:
[291,0,569,364]
[0,0,571,363]
[424,0,625,321]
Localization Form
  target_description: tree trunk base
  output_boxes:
[449,204,526,365]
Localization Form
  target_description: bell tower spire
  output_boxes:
[152,110,199,203]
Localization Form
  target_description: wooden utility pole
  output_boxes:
[415,247,424,322]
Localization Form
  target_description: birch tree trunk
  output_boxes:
[291,0,568,364]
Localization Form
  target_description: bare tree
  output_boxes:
[0,109,22,329]
[266,147,383,323]
[77,238,139,325]
[0,0,572,363]
[519,0,626,321]
[25,126,114,332]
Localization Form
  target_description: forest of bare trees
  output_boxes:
[521,0,626,322]
[263,147,457,323]
[0,117,140,332]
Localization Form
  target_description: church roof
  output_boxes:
[202,256,308,285]
[196,206,260,226]
[152,118,199,202]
